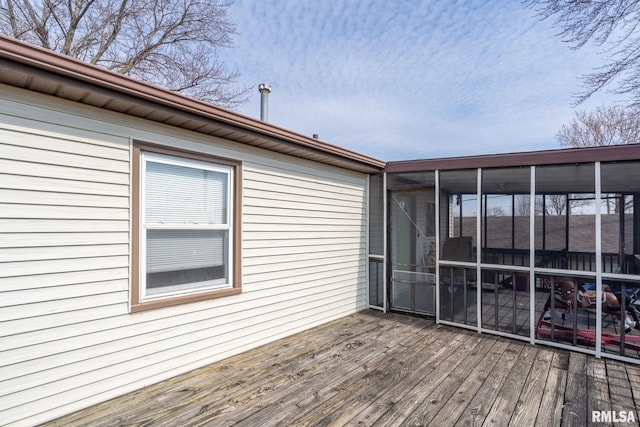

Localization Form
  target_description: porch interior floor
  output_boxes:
[48,310,640,427]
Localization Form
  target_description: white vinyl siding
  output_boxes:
[243,167,366,304]
[0,85,368,426]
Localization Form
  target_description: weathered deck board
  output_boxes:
[366,333,492,426]
[286,324,461,427]
[508,347,555,426]
[563,352,589,427]
[46,310,640,427]
[607,360,640,424]
[342,330,499,426]
[587,357,612,427]
[148,315,406,427]
[482,343,539,426]
[453,340,524,427]
[196,315,436,427]
[428,337,510,425]
[51,314,389,426]
[384,334,500,427]
[534,351,569,427]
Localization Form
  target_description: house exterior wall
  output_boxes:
[0,85,368,426]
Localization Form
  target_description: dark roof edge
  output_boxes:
[385,144,640,173]
[0,35,385,173]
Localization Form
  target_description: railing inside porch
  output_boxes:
[480,247,628,274]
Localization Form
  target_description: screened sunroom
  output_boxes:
[368,144,640,363]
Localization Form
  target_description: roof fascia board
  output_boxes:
[385,144,640,173]
[0,35,385,173]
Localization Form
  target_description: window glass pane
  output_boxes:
[146,229,228,294]
[146,160,228,225]
[389,188,436,315]
[535,274,597,353]
[439,266,477,326]
[134,148,237,308]
[601,277,640,360]
[387,171,435,189]
[481,167,531,266]
[439,169,477,262]
[601,161,640,274]
[535,164,595,271]
[369,173,384,255]
[368,258,384,307]
[480,269,530,337]
[390,189,436,272]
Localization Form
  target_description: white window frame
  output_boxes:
[139,152,234,301]
[131,142,241,312]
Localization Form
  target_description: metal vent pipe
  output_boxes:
[258,83,271,122]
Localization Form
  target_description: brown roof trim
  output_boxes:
[385,143,640,173]
[0,35,385,173]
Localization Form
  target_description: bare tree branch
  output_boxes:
[0,0,250,108]
[525,0,640,108]
[4,1,19,36]
[515,195,531,217]
[555,104,640,147]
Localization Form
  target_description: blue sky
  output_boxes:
[224,0,622,161]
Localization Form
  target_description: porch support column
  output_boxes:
[435,170,440,323]
[530,166,536,345]
[595,162,603,357]
[383,172,388,313]
[476,168,482,332]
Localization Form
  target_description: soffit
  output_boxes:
[0,36,385,174]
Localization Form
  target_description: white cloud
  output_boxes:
[226,0,627,162]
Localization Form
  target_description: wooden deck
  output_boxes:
[48,310,640,427]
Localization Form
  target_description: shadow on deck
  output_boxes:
[47,310,640,426]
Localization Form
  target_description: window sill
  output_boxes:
[130,287,242,313]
